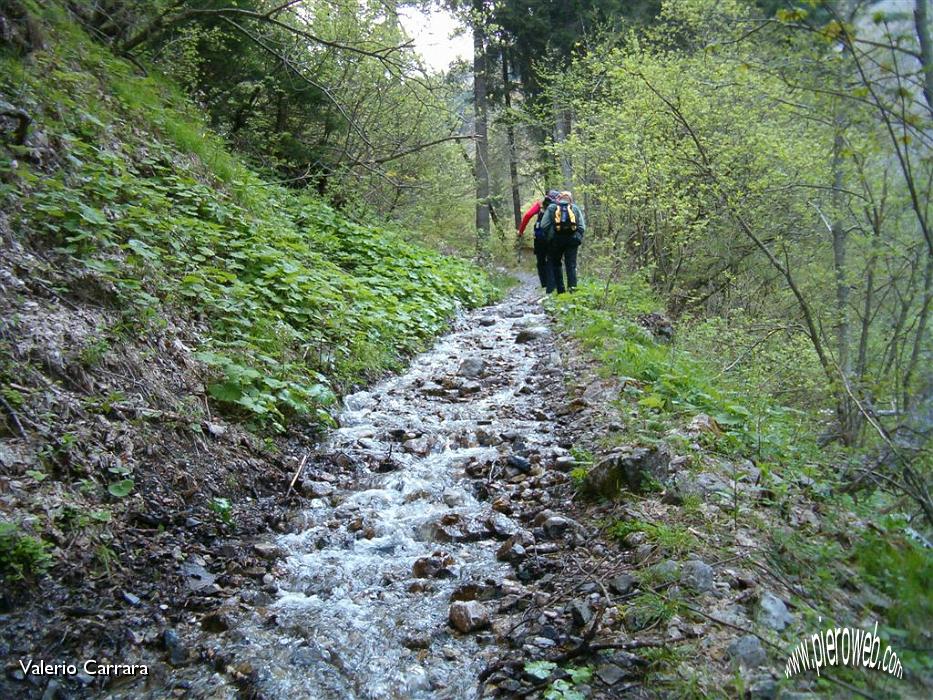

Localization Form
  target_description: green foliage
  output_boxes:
[1,8,497,432]
[624,590,679,631]
[611,519,697,556]
[553,280,827,470]
[107,479,135,499]
[524,660,557,680]
[522,660,593,699]
[208,497,233,526]
[852,518,933,672]
[0,522,52,581]
[556,0,932,459]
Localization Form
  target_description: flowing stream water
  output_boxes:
[233,281,565,699]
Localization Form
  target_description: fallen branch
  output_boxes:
[0,394,28,438]
[285,454,308,499]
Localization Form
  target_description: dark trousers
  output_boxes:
[533,236,548,288]
[546,236,579,294]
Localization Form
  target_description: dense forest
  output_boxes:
[0,0,930,699]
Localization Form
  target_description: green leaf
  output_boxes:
[638,394,666,410]
[524,660,557,680]
[108,479,135,498]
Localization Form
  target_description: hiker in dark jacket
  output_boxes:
[539,191,585,294]
[517,189,561,289]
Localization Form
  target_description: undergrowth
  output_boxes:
[551,279,828,471]
[0,3,496,432]
[550,278,932,688]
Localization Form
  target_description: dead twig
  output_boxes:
[285,454,308,498]
[0,393,28,437]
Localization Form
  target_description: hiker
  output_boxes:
[540,190,585,294]
[517,189,561,289]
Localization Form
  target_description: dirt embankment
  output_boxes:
[0,220,321,698]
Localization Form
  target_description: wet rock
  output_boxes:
[476,428,501,446]
[568,599,593,627]
[402,631,433,650]
[542,515,577,539]
[757,591,792,631]
[515,326,550,343]
[491,496,512,514]
[449,601,489,633]
[478,317,496,327]
[252,543,282,560]
[517,559,550,582]
[727,635,766,667]
[201,611,231,633]
[497,541,526,565]
[680,559,714,592]
[301,480,335,498]
[486,512,520,539]
[507,454,531,473]
[497,530,534,563]
[421,382,446,396]
[459,380,482,395]
[425,513,487,543]
[122,590,141,606]
[465,460,487,478]
[451,582,499,602]
[403,437,431,456]
[442,488,466,507]
[458,356,486,378]
[584,446,671,496]
[608,573,636,596]
[412,551,455,579]
[163,629,188,666]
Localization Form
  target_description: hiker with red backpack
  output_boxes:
[539,190,585,294]
[517,189,561,289]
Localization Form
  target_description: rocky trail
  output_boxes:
[5,277,877,700]
[188,278,610,699]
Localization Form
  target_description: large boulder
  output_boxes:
[582,446,671,497]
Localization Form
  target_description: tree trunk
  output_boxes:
[830,118,859,443]
[501,46,522,230]
[552,94,573,189]
[473,1,490,260]
[903,254,933,410]
[915,0,933,114]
